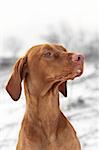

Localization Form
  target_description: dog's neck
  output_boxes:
[24,79,60,141]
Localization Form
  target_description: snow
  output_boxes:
[0,63,99,150]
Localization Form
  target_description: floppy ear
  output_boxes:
[6,57,27,101]
[59,81,67,97]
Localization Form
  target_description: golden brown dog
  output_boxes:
[6,44,84,150]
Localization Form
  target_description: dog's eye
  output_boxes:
[43,51,53,58]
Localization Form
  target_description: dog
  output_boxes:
[6,44,84,150]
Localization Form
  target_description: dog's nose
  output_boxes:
[72,54,84,62]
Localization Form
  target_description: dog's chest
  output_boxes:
[45,135,80,150]
[25,132,80,150]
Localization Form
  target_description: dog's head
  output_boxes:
[6,44,84,101]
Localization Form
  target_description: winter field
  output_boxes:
[0,62,99,150]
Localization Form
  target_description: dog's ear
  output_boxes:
[6,57,27,101]
[59,81,67,97]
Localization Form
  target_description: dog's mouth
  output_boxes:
[47,61,84,87]
[69,66,84,80]
[56,65,84,82]
[71,67,83,79]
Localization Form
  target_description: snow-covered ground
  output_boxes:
[0,63,99,150]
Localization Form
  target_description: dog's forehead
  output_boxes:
[27,44,67,57]
[41,44,67,52]
[52,44,67,52]
[27,45,42,56]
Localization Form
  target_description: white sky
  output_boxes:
[0,0,98,55]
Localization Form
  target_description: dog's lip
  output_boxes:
[74,68,83,77]
[76,69,82,74]
[54,67,83,82]
[70,68,83,80]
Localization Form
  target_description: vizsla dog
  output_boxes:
[6,44,84,150]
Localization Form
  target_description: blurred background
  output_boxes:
[0,0,99,149]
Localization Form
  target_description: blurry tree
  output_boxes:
[4,36,22,60]
[72,31,87,51]
[55,23,73,49]
[85,34,99,68]
[41,23,73,49]
[42,25,60,43]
